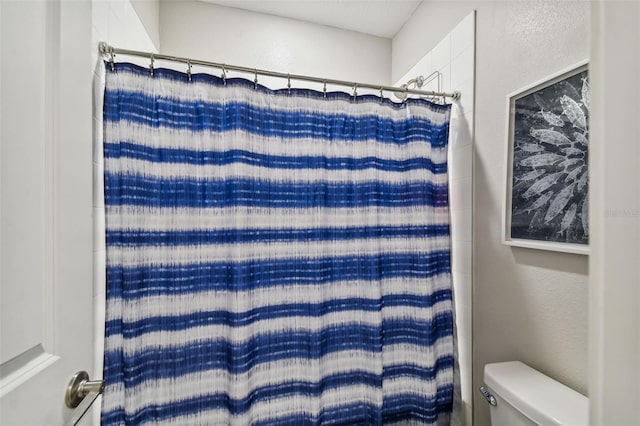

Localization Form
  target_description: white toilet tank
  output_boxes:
[482,361,588,426]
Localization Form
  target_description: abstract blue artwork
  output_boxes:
[506,63,589,251]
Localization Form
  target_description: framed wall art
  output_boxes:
[502,60,589,255]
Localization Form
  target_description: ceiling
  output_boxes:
[201,1,423,38]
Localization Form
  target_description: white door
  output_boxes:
[1,0,95,424]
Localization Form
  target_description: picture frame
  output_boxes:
[502,60,589,255]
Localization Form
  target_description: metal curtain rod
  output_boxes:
[98,42,461,101]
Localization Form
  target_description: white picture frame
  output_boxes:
[502,60,589,255]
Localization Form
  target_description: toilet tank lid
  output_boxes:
[484,361,588,426]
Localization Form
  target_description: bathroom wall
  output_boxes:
[393,12,475,426]
[130,0,160,49]
[394,2,589,425]
[90,1,159,423]
[159,0,390,90]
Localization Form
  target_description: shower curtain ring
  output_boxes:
[187,60,192,82]
[352,83,358,101]
[222,65,227,86]
[254,69,258,89]
[323,81,327,98]
[379,87,384,104]
[149,54,154,77]
[109,47,115,72]
[287,74,291,94]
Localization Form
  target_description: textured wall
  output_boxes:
[393,2,589,425]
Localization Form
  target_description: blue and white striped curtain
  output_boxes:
[102,62,455,425]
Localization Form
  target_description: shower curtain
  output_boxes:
[101,62,455,425]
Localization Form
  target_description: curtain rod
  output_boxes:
[99,42,461,101]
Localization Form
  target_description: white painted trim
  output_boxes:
[503,239,589,255]
[0,353,60,398]
[42,0,60,357]
[589,2,640,424]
